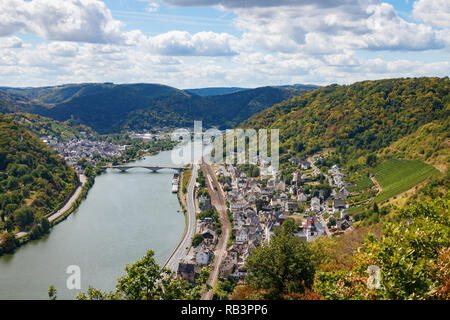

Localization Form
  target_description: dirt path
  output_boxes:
[370,176,382,195]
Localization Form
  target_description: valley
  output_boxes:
[0,77,448,301]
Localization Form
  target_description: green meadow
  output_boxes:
[374,159,439,203]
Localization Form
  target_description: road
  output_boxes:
[163,165,198,272]
[48,174,87,223]
[318,214,332,237]
[307,158,332,237]
[9,174,87,241]
[200,158,230,300]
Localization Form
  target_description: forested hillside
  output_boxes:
[0,90,48,114]
[0,115,78,251]
[379,118,449,172]
[6,113,98,142]
[1,83,313,133]
[242,77,449,165]
[0,83,116,105]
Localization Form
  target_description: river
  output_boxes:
[0,141,211,300]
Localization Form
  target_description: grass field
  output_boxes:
[348,176,374,192]
[346,206,365,215]
[374,159,439,203]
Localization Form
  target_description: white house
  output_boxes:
[236,227,249,243]
[195,250,211,265]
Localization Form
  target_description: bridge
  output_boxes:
[103,165,187,172]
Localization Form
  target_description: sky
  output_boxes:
[0,0,449,88]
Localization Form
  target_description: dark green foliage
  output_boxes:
[315,194,450,300]
[244,219,317,299]
[366,154,378,167]
[0,115,78,234]
[192,233,204,247]
[6,113,97,142]
[13,207,34,229]
[76,250,210,300]
[2,84,313,133]
[197,169,206,188]
[213,276,238,300]
[238,164,260,177]
[242,77,450,165]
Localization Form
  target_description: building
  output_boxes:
[195,248,212,265]
[177,262,199,283]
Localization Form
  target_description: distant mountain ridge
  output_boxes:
[185,84,319,97]
[185,87,250,97]
[0,83,117,105]
[0,83,314,133]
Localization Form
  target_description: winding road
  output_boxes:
[48,174,87,223]
[12,174,87,240]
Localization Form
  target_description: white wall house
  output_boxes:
[195,250,211,265]
[236,229,248,243]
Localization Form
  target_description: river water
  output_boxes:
[0,141,210,300]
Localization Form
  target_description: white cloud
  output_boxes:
[363,3,444,50]
[0,0,131,44]
[0,36,24,48]
[145,1,160,12]
[413,0,450,28]
[0,0,448,88]
[232,1,446,53]
[0,39,449,88]
[160,0,365,9]
[144,31,239,56]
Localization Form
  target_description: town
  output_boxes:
[40,135,127,173]
[177,154,354,285]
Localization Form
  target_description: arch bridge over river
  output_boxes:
[104,164,189,172]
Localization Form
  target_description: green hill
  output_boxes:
[0,90,49,114]
[379,118,449,172]
[185,87,250,96]
[185,84,318,97]
[5,113,98,142]
[0,115,78,241]
[1,83,312,133]
[0,83,117,105]
[242,77,450,164]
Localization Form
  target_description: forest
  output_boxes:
[0,115,78,254]
[0,83,313,133]
[242,77,449,167]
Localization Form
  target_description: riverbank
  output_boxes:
[163,165,198,272]
[2,174,89,255]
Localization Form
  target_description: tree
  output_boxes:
[314,195,450,300]
[327,217,337,229]
[48,285,57,300]
[115,250,165,300]
[366,154,378,167]
[13,207,34,229]
[0,231,16,253]
[192,234,204,247]
[373,202,379,213]
[242,219,316,299]
[76,250,210,300]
